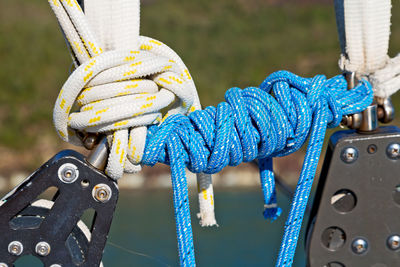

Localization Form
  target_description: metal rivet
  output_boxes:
[92,184,112,203]
[50,265,62,267]
[8,241,23,256]
[387,235,400,250]
[387,143,400,159]
[0,263,8,267]
[35,241,51,256]
[341,147,358,163]
[58,163,79,183]
[351,238,368,254]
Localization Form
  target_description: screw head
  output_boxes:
[50,265,62,267]
[58,163,79,183]
[35,241,51,256]
[341,147,358,163]
[0,263,8,267]
[387,235,400,250]
[352,238,368,254]
[92,184,112,203]
[8,241,23,256]
[387,143,400,159]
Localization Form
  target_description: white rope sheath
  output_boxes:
[335,0,400,98]
[49,0,217,226]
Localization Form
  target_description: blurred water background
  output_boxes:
[1,0,400,266]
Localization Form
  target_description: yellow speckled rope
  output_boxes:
[49,0,217,226]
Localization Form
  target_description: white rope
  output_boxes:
[49,0,217,226]
[335,0,400,98]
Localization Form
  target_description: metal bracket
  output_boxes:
[0,150,118,267]
[306,126,400,267]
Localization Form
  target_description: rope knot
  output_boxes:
[53,37,201,178]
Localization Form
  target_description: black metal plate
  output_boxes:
[307,126,400,267]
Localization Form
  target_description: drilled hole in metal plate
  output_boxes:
[331,189,357,213]
[81,179,90,188]
[324,262,345,267]
[367,144,377,154]
[392,185,400,206]
[321,227,346,251]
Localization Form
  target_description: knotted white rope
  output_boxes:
[49,0,217,227]
[335,0,400,98]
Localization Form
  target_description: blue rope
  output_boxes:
[142,70,373,266]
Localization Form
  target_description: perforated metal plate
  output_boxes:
[307,126,400,267]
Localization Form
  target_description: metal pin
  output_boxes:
[8,241,23,256]
[35,241,51,256]
[87,136,109,171]
[92,183,112,203]
[58,163,79,184]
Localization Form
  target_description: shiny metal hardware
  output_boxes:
[358,104,378,132]
[8,241,23,256]
[92,183,112,203]
[351,238,368,254]
[58,163,79,184]
[35,241,51,256]
[376,97,395,124]
[386,143,400,159]
[87,136,109,171]
[340,147,358,163]
[341,113,362,129]
[345,72,356,90]
[0,263,8,267]
[387,235,400,250]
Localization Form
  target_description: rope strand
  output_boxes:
[142,71,373,266]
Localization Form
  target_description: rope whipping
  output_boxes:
[49,0,374,266]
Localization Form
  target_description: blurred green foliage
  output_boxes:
[1,0,400,150]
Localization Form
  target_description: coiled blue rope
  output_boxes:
[142,70,373,266]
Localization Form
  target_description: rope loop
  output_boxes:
[143,71,372,171]
[141,70,373,266]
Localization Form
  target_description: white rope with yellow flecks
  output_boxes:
[49,0,217,227]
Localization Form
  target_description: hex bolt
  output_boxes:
[351,238,368,254]
[387,235,400,250]
[35,241,51,256]
[92,184,112,203]
[0,263,8,267]
[58,163,79,184]
[341,147,358,163]
[387,143,400,159]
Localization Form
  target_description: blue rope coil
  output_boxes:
[142,70,373,266]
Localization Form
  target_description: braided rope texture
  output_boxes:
[49,0,217,228]
[142,71,373,266]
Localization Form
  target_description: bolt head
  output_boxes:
[58,163,79,183]
[35,241,51,256]
[387,143,400,159]
[50,265,62,267]
[341,147,358,163]
[92,184,112,203]
[8,241,23,256]
[352,238,368,254]
[388,235,400,250]
[0,263,8,267]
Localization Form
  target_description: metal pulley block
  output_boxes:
[0,150,118,267]
[306,126,400,267]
